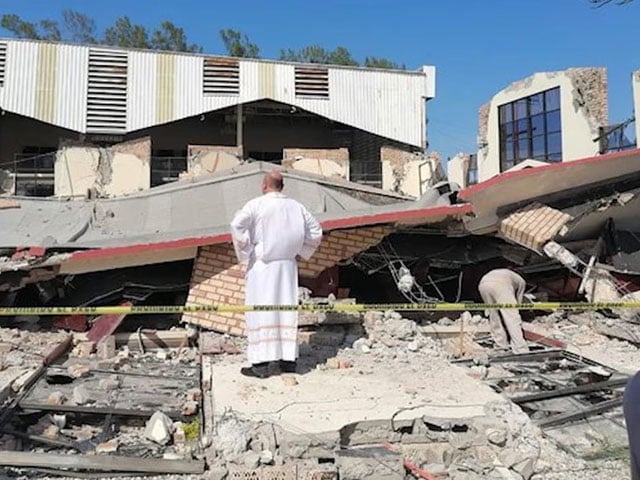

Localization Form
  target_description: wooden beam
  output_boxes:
[0,451,205,474]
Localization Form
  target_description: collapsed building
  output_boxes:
[0,38,438,199]
[1,42,640,479]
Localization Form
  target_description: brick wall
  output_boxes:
[182,225,391,335]
[282,148,349,163]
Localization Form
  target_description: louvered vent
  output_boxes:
[295,66,329,98]
[86,48,128,133]
[0,43,7,86]
[203,58,239,95]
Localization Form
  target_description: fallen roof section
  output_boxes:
[459,148,640,234]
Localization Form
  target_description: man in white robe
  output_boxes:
[230,171,323,378]
[478,268,530,354]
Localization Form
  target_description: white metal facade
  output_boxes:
[0,38,436,148]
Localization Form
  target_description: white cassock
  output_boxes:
[230,192,323,364]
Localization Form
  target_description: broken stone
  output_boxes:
[67,363,91,378]
[326,358,340,369]
[73,341,95,358]
[173,422,186,446]
[72,385,92,405]
[145,411,174,445]
[186,388,202,402]
[243,451,261,469]
[163,451,182,460]
[42,425,60,439]
[52,414,66,429]
[407,341,420,352]
[182,400,199,416]
[363,310,384,328]
[208,466,229,480]
[0,342,14,354]
[338,359,353,369]
[282,376,298,386]
[215,414,249,457]
[156,349,169,361]
[384,317,417,340]
[511,457,536,480]
[97,336,116,360]
[486,428,508,447]
[259,449,274,465]
[96,438,118,454]
[46,391,66,406]
[98,376,120,391]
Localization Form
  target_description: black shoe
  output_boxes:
[240,363,270,379]
[279,361,297,374]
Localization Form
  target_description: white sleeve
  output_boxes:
[230,204,254,264]
[298,207,323,260]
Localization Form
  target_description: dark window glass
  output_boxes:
[515,99,528,120]
[530,113,545,136]
[499,105,512,125]
[498,86,562,171]
[518,138,530,159]
[529,93,544,116]
[545,88,561,111]
[532,135,545,157]
[546,110,561,133]
[547,132,562,155]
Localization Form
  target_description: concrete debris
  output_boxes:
[46,391,65,406]
[145,411,175,445]
[67,363,91,378]
[72,385,92,405]
[95,438,119,454]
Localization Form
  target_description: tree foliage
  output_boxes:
[220,29,259,58]
[0,11,403,68]
[589,0,634,6]
[1,10,202,52]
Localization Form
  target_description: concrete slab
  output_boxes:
[211,355,502,435]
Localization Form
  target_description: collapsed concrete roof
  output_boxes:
[0,162,471,259]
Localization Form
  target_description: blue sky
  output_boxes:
[0,0,638,160]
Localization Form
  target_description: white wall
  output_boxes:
[634,71,640,147]
[54,138,151,197]
[447,153,468,189]
[477,70,605,183]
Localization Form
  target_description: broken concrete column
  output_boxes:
[380,145,429,197]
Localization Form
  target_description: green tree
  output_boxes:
[152,21,202,52]
[62,10,97,44]
[0,11,203,53]
[219,29,259,58]
[103,16,151,49]
[589,0,633,5]
[279,45,358,66]
[364,56,405,70]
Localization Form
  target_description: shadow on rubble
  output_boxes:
[294,324,366,375]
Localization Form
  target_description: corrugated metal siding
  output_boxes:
[127,51,156,131]
[296,68,427,147]
[55,44,88,132]
[156,54,175,124]
[35,43,58,124]
[0,39,432,146]
[174,54,201,119]
[86,48,128,133]
[2,41,38,118]
[0,42,7,87]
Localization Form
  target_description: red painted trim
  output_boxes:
[459,148,640,200]
[523,327,567,349]
[321,204,473,230]
[71,233,232,261]
[68,204,473,262]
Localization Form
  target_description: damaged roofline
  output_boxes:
[67,204,473,262]
[459,148,640,200]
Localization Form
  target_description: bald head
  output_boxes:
[262,171,284,193]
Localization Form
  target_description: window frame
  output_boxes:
[498,87,562,171]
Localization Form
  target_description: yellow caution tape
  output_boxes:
[0,302,639,316]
